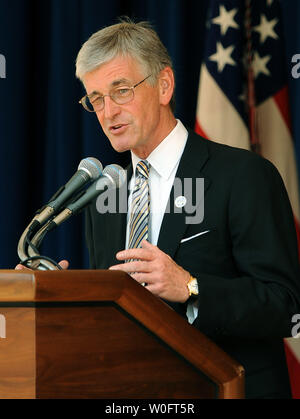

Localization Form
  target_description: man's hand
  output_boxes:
[109,240,190,303]
[15,260,69,271]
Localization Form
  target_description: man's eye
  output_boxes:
[90,96,102,104]
[116,88,131,96]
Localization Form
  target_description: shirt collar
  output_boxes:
[131,120,188,180]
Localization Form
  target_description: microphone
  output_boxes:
[25,164,126,270]
[17,157,103,263]
[45,164,126,230]
[30,157,103,230]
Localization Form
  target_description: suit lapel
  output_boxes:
[157,132,211,258]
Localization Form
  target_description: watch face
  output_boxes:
[188,278,199,296]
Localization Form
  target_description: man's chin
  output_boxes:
[109,139,131,154]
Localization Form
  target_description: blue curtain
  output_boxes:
[0,0,299,269]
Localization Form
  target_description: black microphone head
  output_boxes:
[78,157,103,180]
[103,164,126,188]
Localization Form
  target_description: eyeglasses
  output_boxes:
[79,75,151,113]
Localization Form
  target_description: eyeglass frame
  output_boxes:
[79,74,152,113]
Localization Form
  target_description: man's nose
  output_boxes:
[103,95,121,119]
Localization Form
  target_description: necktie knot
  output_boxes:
[136,160,150,180]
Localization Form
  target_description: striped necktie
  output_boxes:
[128,160,150,251]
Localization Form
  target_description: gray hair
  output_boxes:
[76,18,175,111]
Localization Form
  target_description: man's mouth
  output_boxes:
[109,124,128,134]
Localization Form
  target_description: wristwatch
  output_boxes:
[187,275,199,297]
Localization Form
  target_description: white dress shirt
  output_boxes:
[125,120,198,324]
[126,119,188,248]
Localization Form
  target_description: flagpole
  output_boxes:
[245,0,260,154]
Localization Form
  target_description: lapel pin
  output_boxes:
[175,196,187,209]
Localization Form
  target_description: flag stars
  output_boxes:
[253,14,278,44]
[209,42,236,72]
[252,51,271,78]
[212,5,239,36]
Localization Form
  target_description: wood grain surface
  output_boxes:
[0,308,35,399]
[0,270,244,399]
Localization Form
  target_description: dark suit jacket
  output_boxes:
[85,131,300,399]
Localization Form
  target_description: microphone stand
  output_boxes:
[26,221,59,270]
[17,217,61,271]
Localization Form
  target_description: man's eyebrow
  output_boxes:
[87,78,131,96]
[88,91,100,97]
[110,78,131,87]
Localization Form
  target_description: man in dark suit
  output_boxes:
[76,19,300,398]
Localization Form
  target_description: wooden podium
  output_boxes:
[0,270,244,399]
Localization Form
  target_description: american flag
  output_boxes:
[195,0,300,399]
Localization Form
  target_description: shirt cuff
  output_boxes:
[186,300,199,324]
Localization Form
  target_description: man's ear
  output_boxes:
[158,67,175,106]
